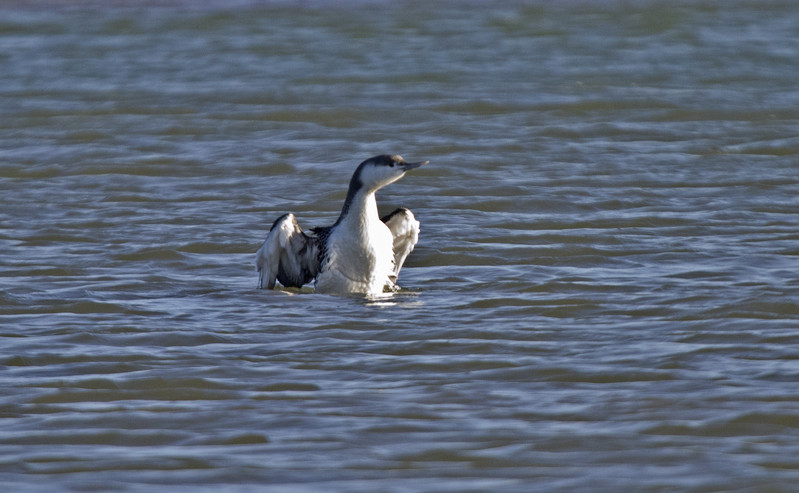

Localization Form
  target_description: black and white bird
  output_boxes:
[255,154,428,296]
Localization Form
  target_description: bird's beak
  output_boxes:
[402,160,429,170]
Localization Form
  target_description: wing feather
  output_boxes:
[255,213,320,289]
[381,207,420,284]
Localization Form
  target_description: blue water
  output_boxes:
[2,1,799,491]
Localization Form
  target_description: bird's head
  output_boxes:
[352,154,428,193]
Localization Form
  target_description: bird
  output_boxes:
[255,154,428,296]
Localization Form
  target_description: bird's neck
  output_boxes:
[336,189,380,232]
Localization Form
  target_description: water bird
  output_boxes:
[256,154,428,296]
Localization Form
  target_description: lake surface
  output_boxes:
[2,1,798,491]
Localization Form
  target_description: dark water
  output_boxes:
[2,1,799,491]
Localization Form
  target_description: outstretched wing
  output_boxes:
[255,213,321,289]
[381,207,420,284]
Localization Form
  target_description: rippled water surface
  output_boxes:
[2,1,799,491]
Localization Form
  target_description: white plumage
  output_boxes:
[255,154,427,296]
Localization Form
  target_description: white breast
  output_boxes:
[315,208,395,296]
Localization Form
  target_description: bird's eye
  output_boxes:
[390,161,396,167]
